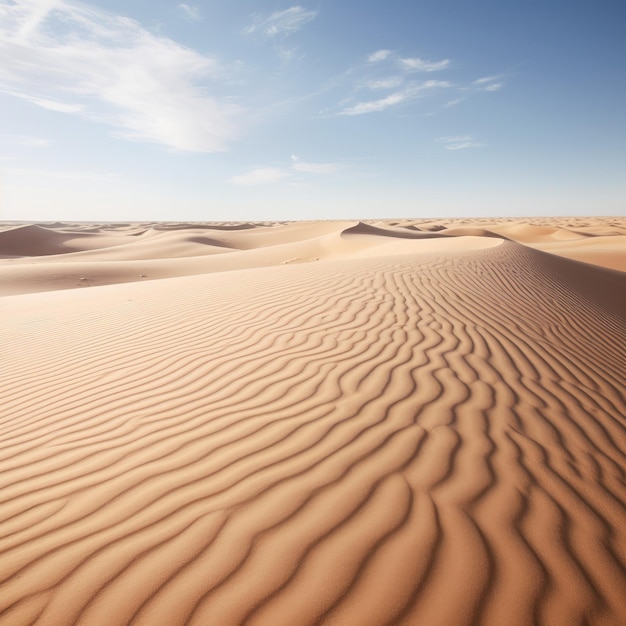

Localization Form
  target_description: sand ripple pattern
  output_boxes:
[1,242,625,625]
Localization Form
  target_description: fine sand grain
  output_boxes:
[1,218,625,625]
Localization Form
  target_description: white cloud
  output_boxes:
[340,92,407,116]
[399,57,450,72]
[444,97,465,108]
[435,136,486,150]
[228,167,290,185]
[244,6,317,38]
[446,141,486,150]
[367,49,392,63]
[412,79,450,89]
[1,88,84,113]
[473,75,504,91]
[473,75,501,85]
[178,3,201,22]
[366,77,403,90]
[0,0,240,152]
[436,135,471,143]
[339,80,450,116]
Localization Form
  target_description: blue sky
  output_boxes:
[1,0,625,221]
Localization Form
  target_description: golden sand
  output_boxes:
[1,218,625,625]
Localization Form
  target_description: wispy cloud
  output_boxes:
[473,75,504,91]
[366,77,403,90]
[438,75,503,110]
[435,136,486,150]
[444,97,465,108]
[339,81,450,116]
[368,49,392,63]
[331,48,504,118]
[339,92,407,116]
[473,75,500,85]
[330,49,455,116]
[399,57,450,72]
[0,1,240,152]
[178,4,201,22]
[1,89,84,113]
[243,6,317,38]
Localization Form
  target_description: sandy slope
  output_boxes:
[1,218,625,625]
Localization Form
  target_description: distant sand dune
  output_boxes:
[1,218,625,625]
[0,224,86,257]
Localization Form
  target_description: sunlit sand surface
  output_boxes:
[1,217,625,625]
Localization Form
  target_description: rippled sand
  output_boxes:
[1,218,625,625]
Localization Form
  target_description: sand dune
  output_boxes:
[1,218,625,625]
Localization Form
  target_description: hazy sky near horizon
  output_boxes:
[1,0,625,221]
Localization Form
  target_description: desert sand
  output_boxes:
[1,217,625,625]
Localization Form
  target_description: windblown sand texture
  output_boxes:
[1,217,625,625]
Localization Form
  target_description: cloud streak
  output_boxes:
[339,81,450,116]
[329,49,460,116]
[244,6,317,38]
[0,0,240,152]
[1,88,84,113]
[399,57,450,72]
[339,92,407,116]
[473,75,504,92]
[366,77,403,90]
[178,4,201,22]
[368,49,392,63]
[435,136,487,150]
[330,47,505,120]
